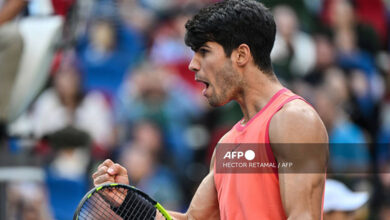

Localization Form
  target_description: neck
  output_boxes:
[235,70,283,125]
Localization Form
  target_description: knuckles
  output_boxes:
[94,173,113,185]
[92,160,128,186]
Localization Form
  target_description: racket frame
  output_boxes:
[73,183,172,220]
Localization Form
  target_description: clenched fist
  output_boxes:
[92,159,129,186]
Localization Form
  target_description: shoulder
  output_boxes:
[269,99,328,144]
[269,99,328,162]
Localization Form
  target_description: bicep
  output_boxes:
[275,142,327,219]
[269,101,328,219]
[186,171,220,220]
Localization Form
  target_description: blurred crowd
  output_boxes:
[1,0,390,219]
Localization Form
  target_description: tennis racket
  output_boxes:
[74,183,172,220]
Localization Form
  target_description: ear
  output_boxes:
[232,44,251,67]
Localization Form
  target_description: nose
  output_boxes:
[188,56,200,72]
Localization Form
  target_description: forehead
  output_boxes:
[202,41,224,50]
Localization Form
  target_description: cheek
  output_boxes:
[211,68,233,100]
[203,61,217,76]
[204,53,226,73]
[218,64,237,86]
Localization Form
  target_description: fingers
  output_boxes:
[98,159,114,170]
[93,159,115,186]
[107,163,127,176]
[92,165,107,179]
[156,211,165,220]
[93,173,115,186]
[92,159,129,186]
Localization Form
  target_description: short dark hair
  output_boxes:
[185,0,276,73]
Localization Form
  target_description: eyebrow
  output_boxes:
[196,44,211,52]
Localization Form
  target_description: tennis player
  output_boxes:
[92,0,329,219]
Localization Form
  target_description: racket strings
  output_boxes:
[78,186,160,220]
[117,190,136,217]
[79,189,126,220]
[80,191,122,220]
[118,189,156,219]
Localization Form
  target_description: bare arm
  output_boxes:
[169,171,219,220]
[93,152,220,220]
[181,150,219,220]
[269,99,328,220]
[0,0,27,25]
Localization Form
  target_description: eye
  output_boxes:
[199,48,209,56]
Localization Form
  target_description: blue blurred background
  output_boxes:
[0,0,390,219]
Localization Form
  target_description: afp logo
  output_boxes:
[223,150,255,161]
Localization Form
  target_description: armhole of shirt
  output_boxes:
[264,95,305,179]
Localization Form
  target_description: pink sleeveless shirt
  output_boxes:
[214,88,314,220]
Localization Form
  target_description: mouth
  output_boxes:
[195,77,210,87]
[195,77,210,96]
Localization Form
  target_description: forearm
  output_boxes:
[0,0,27,25]
[167,165,220,220]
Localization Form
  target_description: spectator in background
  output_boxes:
[261,0,316,32]
[314,68,370,173]
[0,0,26,124]
[115,62,203,170]
[334,22,383,138]
[292,33,337,103]
[118,0,211,37]
[3,0,390,218]
[354,0,388,45]
[347,69,382,136]
[327,0,384,139]
[51,0,76,17]
[323,179,369,220]
[304,34,336,87]
[45,126,91,220]
[271,5,316,83]
[76,0,144,98]
[45,126,91,181]
[118,0,156,35]
[31,50,114,154]
[7,182,53,220]
[325,0,381,55]
[377,91,390,167]
[138,0,209,17]
[118,121,184,211]
[149,7,198,91]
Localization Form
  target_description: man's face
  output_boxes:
[188,42,243,107]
